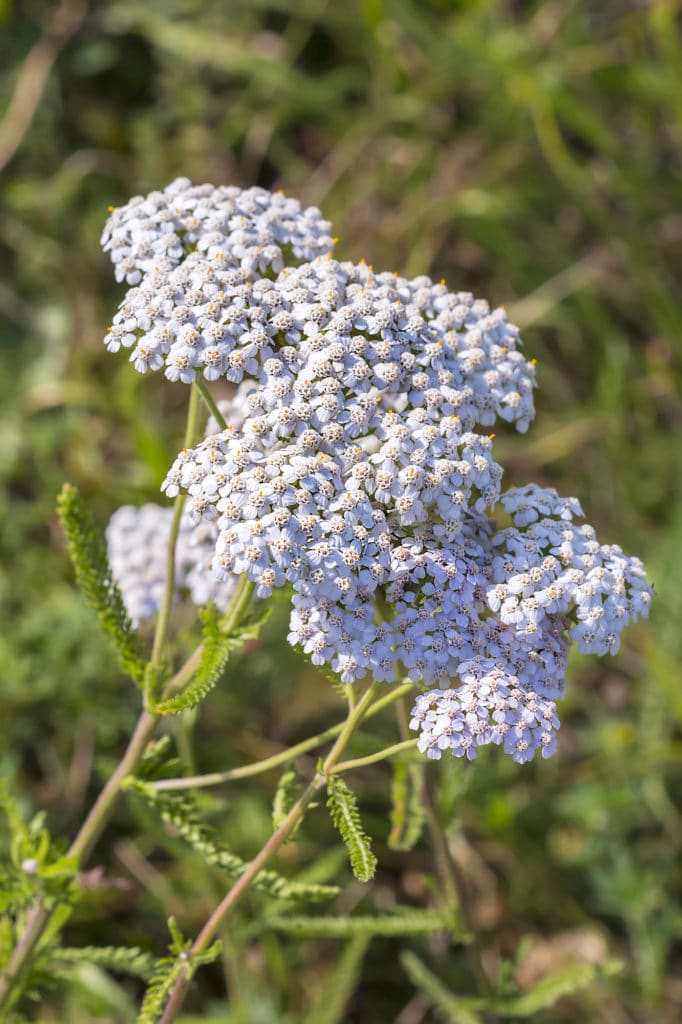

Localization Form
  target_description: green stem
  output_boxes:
[0,708,160,1016]
[194,375,229,431]
[148,383,202,698]
[0,388,247,1016]
[330,738,417,775]
[150,681,416,790]
[395,697,494,1007]
[157,680,384,1024]
[215,574,255,638]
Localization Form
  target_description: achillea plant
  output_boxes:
[0,179,652,1023]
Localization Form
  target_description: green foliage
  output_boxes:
[325,773,377,883]
[55,484,146,687]
[127,777,340,904]
[301,936,369,1024]
[490,959,623,1017]
[388,759,426,852]
[400,952,482,1024]
[272,764,302,831]
[151,603,270,715]
[402,951,623,1023]
[50,945,156,979]
[2,0,681,1018]
[136,918,221,1024]
[265,908,455,939]
[0,783,77,915]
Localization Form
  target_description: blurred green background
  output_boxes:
[1,0,681,1021]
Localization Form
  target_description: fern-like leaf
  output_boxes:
[0,782,77,913]
[56,484,146,686]
[326,774,377,883]
[491,958,623,1017]
[388,760,426,852]
[302,936,369,1024]
[152,603,269,715]
[272,764,302,831]
[136,956,185,1024]
[401,952,482,1024]
[51,945,156,979]
[265,908,453,938]
[128,779,339,904]
[136,920,221,1024]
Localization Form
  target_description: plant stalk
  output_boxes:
[395,697,495,1010]
[147,383,202,695]
[330,738,417,774]
[158,680,384,1023]
[0,382,228,1015]
[194,375,229,431]
[151,681,417,790]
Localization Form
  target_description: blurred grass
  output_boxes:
[1,0,681,1021]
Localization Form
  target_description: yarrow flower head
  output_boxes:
[102,180,653,765]
[101,177,335,285]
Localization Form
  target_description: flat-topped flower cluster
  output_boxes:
[103,178,652,764]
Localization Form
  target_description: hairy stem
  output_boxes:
[158,680,383,1023]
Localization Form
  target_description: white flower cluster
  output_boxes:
[106,504,237,627]
[102,177,335,285]
[409,665,561,764]
[102,181,653,765]
[102,178,335,382]
[489,485,652,657]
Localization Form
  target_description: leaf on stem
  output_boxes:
[388,760,426,852]
[325,773,377,883]
[401,949,623,1021]
[49,945,157,980]
[400,951,483,1024]
[264,908,454,938]
[490,958,623,1017]
[301,935,370,1024]
[127,779,339,904]
[0,782,78,915]
[151,603,270,715]
[272,764,302,831]
[136,918,221,1024]
[56,484,146,687]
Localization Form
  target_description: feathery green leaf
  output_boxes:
[326,773,377,883]
[266,908,452,938]
[388,760,426,852]
[136,955,187,1024]
[490,958,623,1017]
[272,764,302,831]
[56,484,146,686]
[128,778,339,903]
[0,783,77,913]
[302,936,369,1024]
[400,952,482,1024]
[151,603,269,715]
[136,920,221,1024]
[50,945,156,979]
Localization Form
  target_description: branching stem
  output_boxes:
[0,385,245,1016]
[331,738,418,774]
[158,680,384,1023]
[151,681,416,790]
